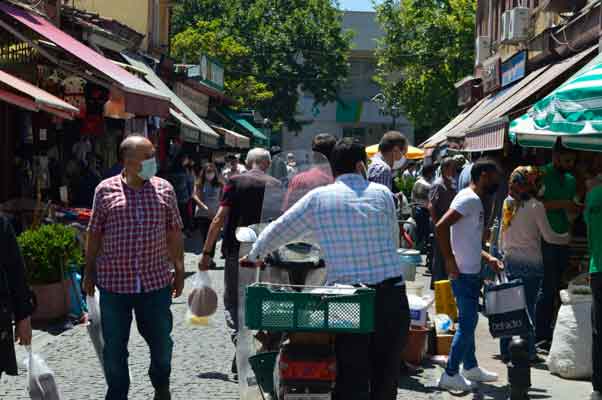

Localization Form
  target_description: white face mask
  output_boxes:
[393,156,406,170]
[205,172,216,181]
[138,157,157,181]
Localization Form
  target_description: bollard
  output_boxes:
[507,337,530,400]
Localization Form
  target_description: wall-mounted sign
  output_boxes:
[501,51,527,88]
[480,56,501,94]
[174,82,209,117]
[455,76,483,108]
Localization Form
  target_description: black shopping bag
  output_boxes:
[484,272,533,338]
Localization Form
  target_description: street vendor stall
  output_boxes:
[366,143,425,160]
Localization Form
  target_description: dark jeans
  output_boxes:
[536,241,569,342]
[431,236,448,286]
[592,273,602,392]
[194,216,216,258]
[414,206,431,250]
[500,265,543,360]
[335,284,410,400]
[446,274,481,376]
[178,202,191,231]
[223,247,240,343]
[99,286,173,400]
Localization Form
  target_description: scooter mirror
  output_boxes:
[235,227,258,243]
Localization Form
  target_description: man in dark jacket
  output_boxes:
[0,216,33,377]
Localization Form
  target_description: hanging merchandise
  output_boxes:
[85,83,109,115]
[62,76,87,118]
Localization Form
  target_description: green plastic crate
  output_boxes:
[245,283,375,333]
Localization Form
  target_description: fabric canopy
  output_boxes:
[366,144,425,160]
[121,53,219,147]
[220,107,268,143]
[0,69,78,119]
[510,50,602,151]
[212,125,251,149]
[0,3,169,117]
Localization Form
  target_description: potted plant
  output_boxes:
[17,224,84,322]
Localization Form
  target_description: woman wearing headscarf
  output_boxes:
[498,166,568,363]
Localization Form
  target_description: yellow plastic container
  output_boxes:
[434,280,458,321]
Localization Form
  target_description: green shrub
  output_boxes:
[17,224,83,284]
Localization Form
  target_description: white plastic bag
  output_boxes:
[25,346,62,400]
[547,289,593,379]
[408,294,434,327]
[86,292,105,377]
[186,271,218,327]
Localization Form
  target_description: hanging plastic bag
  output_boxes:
[25,345,62,400]
[186,271,218,327]
[86,291,105,377]
[484,271,532,338]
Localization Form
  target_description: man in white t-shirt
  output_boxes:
[435,158,504,392]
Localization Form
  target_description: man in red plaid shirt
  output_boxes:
[84,135,184,400]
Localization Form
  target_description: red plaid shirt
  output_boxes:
[88,175,183,294]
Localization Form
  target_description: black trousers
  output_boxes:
[335,285,410,400]
[592,272,602,392]
[536,241,569,342]
[194,216,216,258]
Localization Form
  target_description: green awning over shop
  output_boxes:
[220,107,268,145]
[510,47,602,151]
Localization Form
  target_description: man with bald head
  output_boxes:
[84,135,184,400]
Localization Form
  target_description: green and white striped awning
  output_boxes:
[510,47,602,151]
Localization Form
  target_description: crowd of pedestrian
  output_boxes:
[1,130,601,400]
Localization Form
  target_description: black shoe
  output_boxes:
[154,386,171,400]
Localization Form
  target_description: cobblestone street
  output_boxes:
[0,240,594,399]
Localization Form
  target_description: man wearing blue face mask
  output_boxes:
[84,135,185,400]
[368,130,408,191]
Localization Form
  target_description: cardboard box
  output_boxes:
[435,330,455,356]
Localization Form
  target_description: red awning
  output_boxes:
[0,3,169,117]
[0,69,78,119]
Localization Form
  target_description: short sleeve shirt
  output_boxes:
[220,169,281,253]
[585,186,602,274]
[450,188,485,274]
[429,177,457,221]
[542,163,577,234]
[87,175,183,294]
[367,154,393,190]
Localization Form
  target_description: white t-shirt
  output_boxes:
[450,188,485,274]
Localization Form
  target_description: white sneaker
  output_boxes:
[438,372,474,392]
[591,391,602,400]
[462,366,499,383]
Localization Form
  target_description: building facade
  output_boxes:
[282,11,414,151]
[70,0,171,55]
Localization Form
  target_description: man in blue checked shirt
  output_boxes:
[367,130,408,191]
[244,138,410,400]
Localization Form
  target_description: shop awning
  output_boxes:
[0,3,169,117]
[219,107,268,145]
[212,125,251,149]
[510,49,602,151]
[422,46,598,152]
[462,46,598,152]
[0,69,78,119]
[121,53,219,148]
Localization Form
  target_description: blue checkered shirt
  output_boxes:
[367,154,393,191]
[248,174,403,285]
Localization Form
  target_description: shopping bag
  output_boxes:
[186,271,218,327]
[25,345,62,400]
[484,272,532,338]
[86,291,105,377]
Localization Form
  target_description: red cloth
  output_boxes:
[88,175,183,294]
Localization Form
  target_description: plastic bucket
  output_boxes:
[248,351,278,396]
[402,326,430,365]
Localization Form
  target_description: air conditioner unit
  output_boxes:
[475,36,491,66]
[506,7,530,44]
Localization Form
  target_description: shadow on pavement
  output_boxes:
[197,371,235,383]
